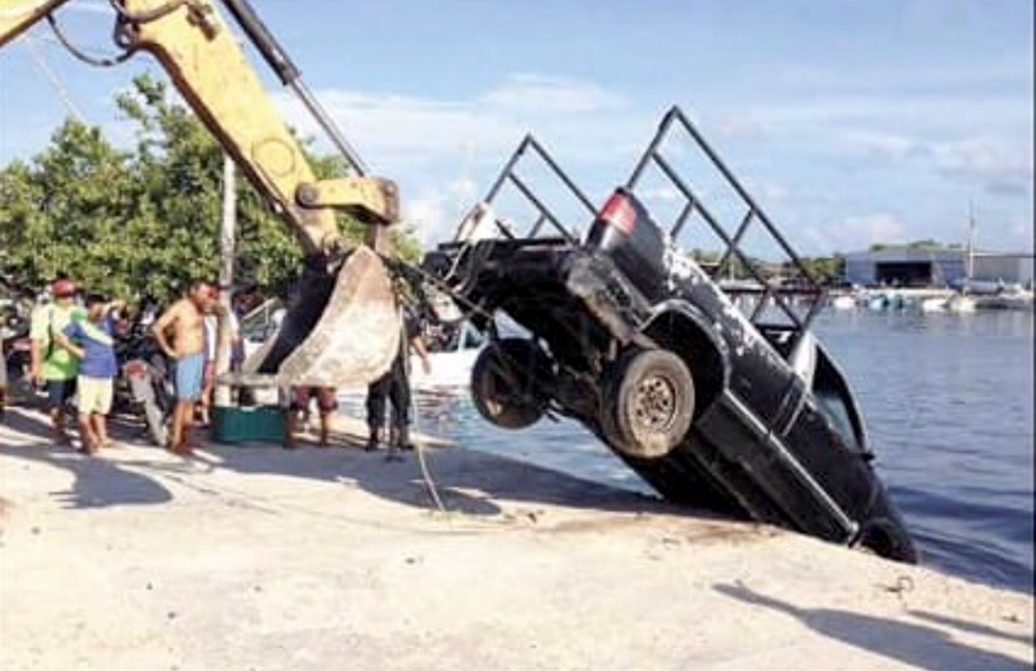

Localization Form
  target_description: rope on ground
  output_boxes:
[415,434,446,514]
[395,315,447,515]
[387,251,554,517]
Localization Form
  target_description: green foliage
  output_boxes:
[799,256,846,283]
[869,239,960,254]
[0,74,420,303]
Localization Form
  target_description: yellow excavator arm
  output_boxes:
[0,0,404,386]
[3,0,397,255]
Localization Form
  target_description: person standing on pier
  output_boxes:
[152,280,218,455]
[365,306,430,454]
[29,279,86,444]
[56,295,125,454]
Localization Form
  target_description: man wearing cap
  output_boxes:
[29,279,87,443]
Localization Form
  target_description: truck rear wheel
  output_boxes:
[602,349,695,458]
[471,338,551,430]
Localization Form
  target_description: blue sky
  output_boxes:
[1,0,1032,255]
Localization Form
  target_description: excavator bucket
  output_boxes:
[240,246,401,387]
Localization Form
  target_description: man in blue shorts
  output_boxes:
[152,281,216,455]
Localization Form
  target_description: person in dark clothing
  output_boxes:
[365,310,430,453]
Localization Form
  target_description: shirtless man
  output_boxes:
[152,281,217,455]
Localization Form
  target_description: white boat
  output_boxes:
[867,294,887,311]
[945,294,977,313]
[920,297,948,313]
[831,295,856,310]
[973,291,1035,311]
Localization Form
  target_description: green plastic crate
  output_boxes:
[212,406,286,446]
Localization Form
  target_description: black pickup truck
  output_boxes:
[426,109,916,563]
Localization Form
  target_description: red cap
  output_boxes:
[52,279,77,298]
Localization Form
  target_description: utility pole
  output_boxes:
[214,154,237,407]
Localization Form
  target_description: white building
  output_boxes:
[844,248,1034,287]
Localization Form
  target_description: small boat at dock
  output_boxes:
[831,295,856,310]
[945,294,977,313]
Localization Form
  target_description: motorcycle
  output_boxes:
[1,297,36,411]
[115,304,174,447]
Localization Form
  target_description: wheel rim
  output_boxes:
[631,373,677,435]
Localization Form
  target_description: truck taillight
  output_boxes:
[600,192,637,235]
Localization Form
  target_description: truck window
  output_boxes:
[812,346,867,452]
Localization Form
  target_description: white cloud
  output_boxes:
[278,89,515,162]
[841,130,921,160]
[840,131,1034,196]
[405,191,449,246]
[928,138,1033,195]
[481,74,626,114]
[723,94,1030,134]
[272,73,1030,253]
[272,74,649,244]
[274,73,641,169]
[820,213,908,251]
[404,177,482,245]
[850,213,906,242]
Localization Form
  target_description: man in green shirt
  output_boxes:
[29,279,86,443]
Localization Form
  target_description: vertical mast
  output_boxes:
[967,201,976,281]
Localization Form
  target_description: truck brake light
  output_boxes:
[600,193,637,235]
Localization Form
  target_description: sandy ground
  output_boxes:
[0,405,1032,671]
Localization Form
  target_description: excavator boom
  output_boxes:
[0,0,65,46]
[0,0,403,386]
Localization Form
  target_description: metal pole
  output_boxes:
[214,154,237,407]
[221,0,369,176]
[967,201,976,282]
[289,80,369,177]
[484,135,531,203]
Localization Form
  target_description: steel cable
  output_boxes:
[46,12,134,67]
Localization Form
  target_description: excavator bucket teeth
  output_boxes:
[242,246,400,387]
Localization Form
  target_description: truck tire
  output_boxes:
[602,349,695,459]
[471,338,551,430]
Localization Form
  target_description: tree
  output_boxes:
[0,74,421,304]
[0,121,139,299]
[786,256,846,284]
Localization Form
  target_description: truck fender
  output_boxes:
[639,301,732,405]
